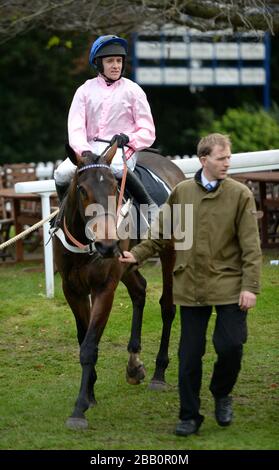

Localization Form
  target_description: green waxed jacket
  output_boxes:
[131,173,262,306]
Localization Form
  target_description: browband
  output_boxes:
[77,163,111,173]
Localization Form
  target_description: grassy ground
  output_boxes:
[0,250,278,450]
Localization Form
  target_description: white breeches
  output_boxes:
[54,141,137,185]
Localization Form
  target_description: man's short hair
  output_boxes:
[197,133,231,158]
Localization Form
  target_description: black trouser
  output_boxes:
[178,304,247,422]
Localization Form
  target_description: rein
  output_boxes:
[63,217,88,249]
[117,150,127,218]
[54,225,96,255]
[89,138,129,217]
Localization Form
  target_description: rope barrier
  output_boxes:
[0,208,59,251]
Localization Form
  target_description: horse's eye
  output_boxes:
[77,185,87,198]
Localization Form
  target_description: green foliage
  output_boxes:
[46,36,73,50]
[0,258,278,450]
[148,88,216,156]
[46,35,61,49]
[201,106,279,152]
[0,30,91,163]
[0,31,278,163]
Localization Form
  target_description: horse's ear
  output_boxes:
[103,141,118,165]
[65,143,78,165]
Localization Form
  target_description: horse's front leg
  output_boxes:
[149,246,176,391]
[122,270,147,385]
[66,286,116,430]
[61,283,95,427]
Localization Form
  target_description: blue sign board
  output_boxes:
[132,27,270,109]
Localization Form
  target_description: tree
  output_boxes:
[1,0,279,45]
[1,2,278,163]
[0,30,91,163]
[200,106,279,152]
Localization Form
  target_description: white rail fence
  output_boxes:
[173,149,279,177]
[14,149,279,298]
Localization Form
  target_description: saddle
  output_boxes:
[121,164,170,239]
[51,162,170,239]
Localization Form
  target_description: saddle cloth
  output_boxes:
[121,164,171,239]
[133,163,171,206]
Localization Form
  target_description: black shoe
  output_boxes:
[175,418,203,436]
[214,396,233,427]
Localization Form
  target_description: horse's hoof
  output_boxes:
[126,364,146,385]
[126,375,141,385]
[148,380,168,391]
[65,417,88,430]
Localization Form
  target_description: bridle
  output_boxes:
[56,159,126,255]
[53,142,129,255]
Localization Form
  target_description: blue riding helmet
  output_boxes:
[89,35,128,66]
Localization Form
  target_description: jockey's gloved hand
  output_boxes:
[110,133,129,147]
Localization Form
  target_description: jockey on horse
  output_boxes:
[54,34,158,224]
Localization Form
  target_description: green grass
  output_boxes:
[0,251,278,450]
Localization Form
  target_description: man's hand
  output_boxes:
[119,251,137,263]
[239,291,256,310]
[110,133,129,147]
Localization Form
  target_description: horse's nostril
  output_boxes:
[95,241,119,258]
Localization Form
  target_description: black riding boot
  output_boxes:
[51,182,69,230]
[55,182,69,203]
[125,169,158,225]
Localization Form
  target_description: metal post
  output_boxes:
[15,179,56,299]
[40,192,54,298]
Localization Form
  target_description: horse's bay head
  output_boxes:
[66,142,121,258]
